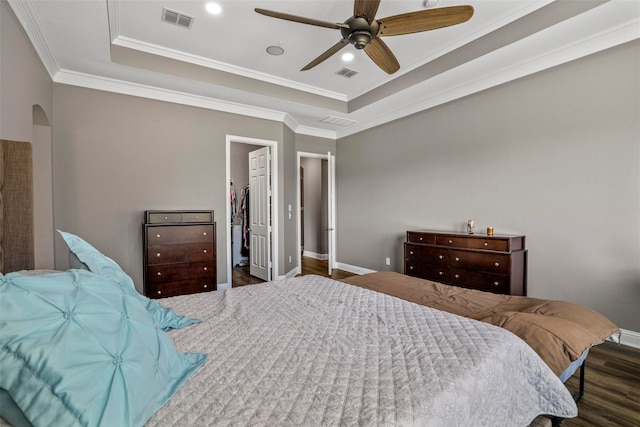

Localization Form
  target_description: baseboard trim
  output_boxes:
[335,262,377,276]
[282,267,299,279]
[619,328,640,349]
[303,251,328,260]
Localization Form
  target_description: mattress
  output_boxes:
[147,275,577,426]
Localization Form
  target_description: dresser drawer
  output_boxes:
[449,269,509,294]
[405,243,448,265]
[147,212,183,223]
[466,238,508,252]
[450,250,509,274]
[146,225,214,245]
[182,212,213,223]
[406,232,436,244]
[146,211,213,224]
[147,260,215,283]
[405,262,450,282]
[146,243,214,265]
[435,235,469,247]
[147,278,215,298]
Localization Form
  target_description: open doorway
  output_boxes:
[225,136,279,289]
[297,152,336,276]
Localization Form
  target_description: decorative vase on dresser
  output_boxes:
[404,230,527,296]
[143,210,216,298]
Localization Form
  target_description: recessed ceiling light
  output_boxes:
[266,45,285,56]
[342,52,354,62]
[205,2,222,15]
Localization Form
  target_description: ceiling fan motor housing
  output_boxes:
[342,16,380,49]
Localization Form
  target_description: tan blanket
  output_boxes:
[341,272,620,376]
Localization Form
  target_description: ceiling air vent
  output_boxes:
[161,8,194,29]
[319,116,357,127]
[336,67,359,78]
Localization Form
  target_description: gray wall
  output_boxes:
[51,84,288,289]
[336,40,640,332]
[0,1,55,269]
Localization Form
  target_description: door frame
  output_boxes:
[296,151,336,275]
[225,135,279,289]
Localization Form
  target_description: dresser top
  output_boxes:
[408,230,525,239]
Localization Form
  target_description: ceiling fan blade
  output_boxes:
[353,0,381,23]
[301,39,349,71]
[378,6,474,36]
[255,8,348,30]
[364,38,400,74]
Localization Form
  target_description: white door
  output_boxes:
[249,146,271,281]
[327,152,336,275]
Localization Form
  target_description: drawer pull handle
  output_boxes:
[410,251,414,255]
[494,262,500,267]
[156,234,161,238]
[157,272,162,276]
[409,266,414,270]
[203,249,207,253]
[448,240,453,244]
[438,255,443,259]
[438,271,444,275]
[454,274,459,278]
[156,253,161,257]
[195,216,199,219]
[493,282,499,286]
[204,267,208,271]
[203,232,207,236]
[203,284,208,288]
[455,257,460,262]
[419,237,423,241]
[484,243,488,246]
[164,216,168,220]
[157,290,162,294]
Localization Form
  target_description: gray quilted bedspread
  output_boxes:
[147,275,577,426]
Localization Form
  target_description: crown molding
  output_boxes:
[7,0,59,77]
[336,9,640,139]
[53,69,289,124]
[52,69,341,139]
[11,0,639,140]
[112,35,348,103]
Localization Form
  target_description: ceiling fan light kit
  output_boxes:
[255,0,473,74]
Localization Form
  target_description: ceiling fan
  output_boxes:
[255,0,474,74]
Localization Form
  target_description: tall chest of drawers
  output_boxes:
[143,210,216,298]
[404,230,527,296]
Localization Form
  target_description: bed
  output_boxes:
[0,232,580,427]
[340,272,620,383]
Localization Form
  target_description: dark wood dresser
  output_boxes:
[404,230,527,296]
[143,210,216,298]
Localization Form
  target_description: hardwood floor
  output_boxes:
[231,257,639,426]
[562,341,639,427]
[230,255,355,287]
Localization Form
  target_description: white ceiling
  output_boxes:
[9,0,639,139]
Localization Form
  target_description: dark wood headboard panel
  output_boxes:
[0,140,34,273]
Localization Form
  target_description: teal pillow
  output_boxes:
[57,230,201,331]
[0,389,33,427]
[0,270,207,427]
